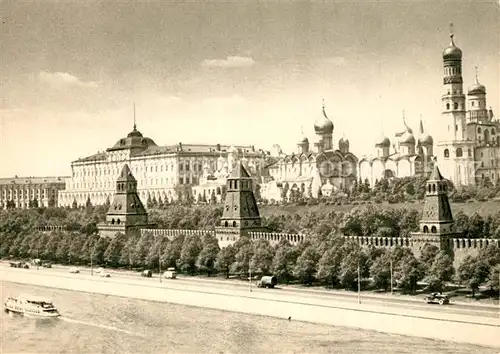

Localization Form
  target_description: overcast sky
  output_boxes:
[0,0,499,177]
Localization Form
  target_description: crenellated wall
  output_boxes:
[342,235,412,248]
[450,238,500,268]
[141,228,214,240]
[248,232,305,246]
[138,228,306,247]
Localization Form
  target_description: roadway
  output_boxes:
[1,261,499,320]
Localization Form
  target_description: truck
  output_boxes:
[163,268,177,279]
[257,276,278,289]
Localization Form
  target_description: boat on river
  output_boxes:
[4,294,60,318]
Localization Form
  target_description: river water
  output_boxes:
[0,281,496,354]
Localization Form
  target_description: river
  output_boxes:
[1,281,496,354]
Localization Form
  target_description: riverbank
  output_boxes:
[3,281,496,354]
[1,267,499,349]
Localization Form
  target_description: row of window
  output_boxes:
[73,158,235,178]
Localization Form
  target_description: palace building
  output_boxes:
[261,103,358,201]
[58,122,271,207]
[436,31,499,186]
[0,176,67,209]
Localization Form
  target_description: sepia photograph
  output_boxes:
[0,0,499,353]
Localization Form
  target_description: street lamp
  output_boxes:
[390,258,393,295]
[158,236,163,284]
[357,260,361,305]
[90,238,97,276]
[249,258,252,293]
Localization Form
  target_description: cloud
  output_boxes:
[201,56,256,68]
[38,71,98,89]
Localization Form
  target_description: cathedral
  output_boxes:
[358,117,435,186]
[436,32,499,186]
[261,103,358,201]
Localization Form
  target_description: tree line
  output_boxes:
[1,206,499,297]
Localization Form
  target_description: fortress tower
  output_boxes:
[97,164,156,238]
[411,164,462,257]
[215,162,267,247]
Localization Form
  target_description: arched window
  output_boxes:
[232,221,237,227]
[456,148,463,157]
[432,184,436,192]
[454,102,458,109]
[446,103,450,110]
[444,149,449,158]
[468,148,472,157]
[478,127,482,133]
[428,184,431,193]
[431,226,437,233]
[224,221,228,227]
[111,219,115,224]
[423,226,429,233]
[117,219,120,224]
[492,129,495,135]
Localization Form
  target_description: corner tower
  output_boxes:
[215,162,267,247]
[411,164,461,257]
[97,164,156,238]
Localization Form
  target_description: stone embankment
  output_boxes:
[1,267,498,349]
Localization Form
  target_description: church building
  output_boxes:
[262,103,358,201]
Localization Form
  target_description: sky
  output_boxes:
[0,0,499,177]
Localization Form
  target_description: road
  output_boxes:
[3,261,497,320]
[1,265,499,349]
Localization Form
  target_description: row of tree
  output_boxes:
[2,225,499,296]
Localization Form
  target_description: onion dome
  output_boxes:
[314,104,334,135]
[468,74,486,95]
[399,129,415,145]
[375,133,390,148]
[442,34,462,60]
[419,133,433,146]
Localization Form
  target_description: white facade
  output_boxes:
[58,126,270,207]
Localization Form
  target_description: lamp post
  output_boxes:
[90,238,97,276]
[390,258,393,295]
[36,247,39,270]
[158,237,162,284]
[249,258,252,293]
[357,260,361,305]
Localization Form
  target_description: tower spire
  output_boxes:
[474,65,479,84]
[449,22,455,45]
[419,114,424,134]
[133,102,137,130]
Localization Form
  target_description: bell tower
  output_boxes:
[437,24,476,186]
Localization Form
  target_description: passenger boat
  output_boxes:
[4,295,60,318]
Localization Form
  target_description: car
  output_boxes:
[424,292,450,305]
[141,270,153,278]
[96,267,104,274]
[42,262,52,268]
[69,267,80,274]
[100,272,111,278]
